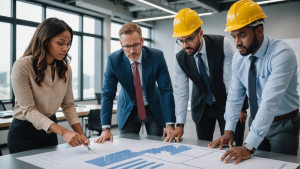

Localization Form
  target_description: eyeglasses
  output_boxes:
[122,42,142,51]
[176,33,198,46]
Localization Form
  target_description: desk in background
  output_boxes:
[0,105,117,145]
[0,104,117,130]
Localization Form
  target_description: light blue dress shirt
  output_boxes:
[224,35,299,149]
[174,37,234,124]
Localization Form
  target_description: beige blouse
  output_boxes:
[11,55,80,133]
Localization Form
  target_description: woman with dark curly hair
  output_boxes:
[8,18,89,154]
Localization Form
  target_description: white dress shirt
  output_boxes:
[174,37,235,124]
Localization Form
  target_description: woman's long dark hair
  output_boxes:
[22,18,73,86]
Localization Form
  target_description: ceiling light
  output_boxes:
[132,12,213,22]
[137,0,177,15]
[133,15,176,22]
[198,12,213,16]
[257,0,285,5]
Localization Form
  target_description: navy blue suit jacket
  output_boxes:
[101,46,176,130]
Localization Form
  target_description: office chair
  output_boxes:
[0,100,6,111]
[11,99,15,109]
[85,109,102,138]
[95,93,101,105]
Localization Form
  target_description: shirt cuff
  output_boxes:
[166,122,175,125]
[244,130,264,149]
[44,119,55,134]
[102,125,111,128]
[176,115,186,124]
[224,121,237,132]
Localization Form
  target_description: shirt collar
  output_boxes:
[128,52,143,65]
[247,35,268,60]
[193,37,206,58]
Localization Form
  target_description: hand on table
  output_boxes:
[94,129,113,144]
[239,111,247,124]
[162,125,175,142]
[220,146,251,165]
[208,130,234,149]
[62,130,86,147]
[163,125,184,143]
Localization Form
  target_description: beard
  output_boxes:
[185,38,201,57]
[237,34,259,56]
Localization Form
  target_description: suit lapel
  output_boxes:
[121,53,135,96]
[204,36,214,84]
[142,48,150,95]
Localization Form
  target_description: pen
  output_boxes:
[86,143,96,154]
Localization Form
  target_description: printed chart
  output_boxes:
[17,138,299,169]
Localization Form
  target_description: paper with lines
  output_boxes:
[17,138,299,169]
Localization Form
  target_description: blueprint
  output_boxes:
[17,138,299,169]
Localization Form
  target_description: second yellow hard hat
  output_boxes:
[173,8,203,37]
[225,0,267,32]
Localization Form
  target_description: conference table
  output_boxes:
[0,133,299,169]
[0,104,117,130]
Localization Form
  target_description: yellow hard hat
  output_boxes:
[173,8,203,37]
[225,0,267,32]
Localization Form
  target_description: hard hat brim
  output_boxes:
[173,28,198,37]
[224,15,267,32]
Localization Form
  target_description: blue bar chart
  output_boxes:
[85,145,191,168]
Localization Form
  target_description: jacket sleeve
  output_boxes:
[101,55,118,126]
[156,52,176,123]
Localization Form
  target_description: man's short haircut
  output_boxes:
[194,27,202,34]
[119,23,142,38]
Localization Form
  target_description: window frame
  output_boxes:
[0,0,104,103]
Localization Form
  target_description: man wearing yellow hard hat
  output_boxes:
[209,0,299,164]
[166,8,249,144]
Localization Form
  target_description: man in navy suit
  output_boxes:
[95,23,176,144]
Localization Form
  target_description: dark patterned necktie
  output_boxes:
[248,56,258,119]
[197,53,213,105]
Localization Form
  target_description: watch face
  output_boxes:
[245,144,253,151]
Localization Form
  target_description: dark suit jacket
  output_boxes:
[101,46,176,130]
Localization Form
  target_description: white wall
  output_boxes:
[152,1,300,86]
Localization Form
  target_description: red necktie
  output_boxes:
[133,62,146,120]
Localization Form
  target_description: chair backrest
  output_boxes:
[11,99,15,109]
[95,93,101,105]
[88,109,102,132]
[0,100,6,111]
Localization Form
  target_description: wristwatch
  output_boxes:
[244,143,256,154]
[102,127,110,131]
[176,123,184,128]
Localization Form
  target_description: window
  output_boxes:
[0,0,11,17]
[68,36,80,100]
[83,16,101,35]
[46,8,80,32]
[16,25,36,59]
[83,37,101,99]
[0,0,103,102]
[0,22,11,100]
[17,1,42,23]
